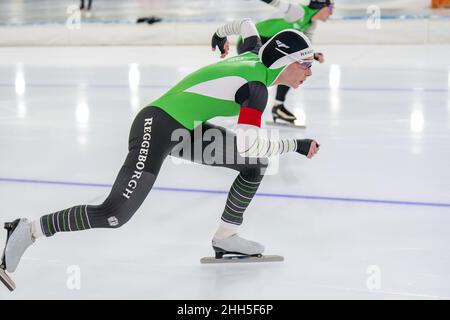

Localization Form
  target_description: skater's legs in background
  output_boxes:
[272,85,296,122]
[80,0,92,10]
[275,85,290,104]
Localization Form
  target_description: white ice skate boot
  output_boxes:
[200,234,283,264]
[1,218,35,273]
[212,234,264,259]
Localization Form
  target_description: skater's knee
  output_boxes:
[240,161,267,181]
[90,203,135,229]
[89,169,157,229]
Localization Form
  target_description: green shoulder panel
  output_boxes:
[147,53,283,130]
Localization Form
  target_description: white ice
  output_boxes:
[0,44,450,299]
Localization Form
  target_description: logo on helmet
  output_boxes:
[300,48,314,57]
[275,40,290,49]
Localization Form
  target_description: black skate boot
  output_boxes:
[266,104,306,128]
[272,104,296,124]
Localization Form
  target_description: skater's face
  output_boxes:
[312,6,333,22]
[277,61,312,89]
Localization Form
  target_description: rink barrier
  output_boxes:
[1,19,450,46]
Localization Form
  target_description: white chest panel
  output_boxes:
[184,76,248,102]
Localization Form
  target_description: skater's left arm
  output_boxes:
[235,81,320,159]
[211,18,261,58]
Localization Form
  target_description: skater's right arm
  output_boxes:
[211,18,261,58]
[235,81,320,159]
[260,0,305,22]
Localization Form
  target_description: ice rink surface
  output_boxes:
[0,44,450,299]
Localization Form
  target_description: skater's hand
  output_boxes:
[314,52,324,63]
[296,139,320,159]
[211,33,230,58]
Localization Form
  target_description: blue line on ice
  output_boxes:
[1,177,449,208]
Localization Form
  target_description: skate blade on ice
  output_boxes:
[0,268,16,291]
[265,121,306,129]
[200,254,284,264]
[1,220,18,291]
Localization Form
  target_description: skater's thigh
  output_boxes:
[93,107,184,224]
[127,106,183,175]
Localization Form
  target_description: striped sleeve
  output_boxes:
[216,18,259,40]
[236,124,298,158]
[235,81,297,158]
